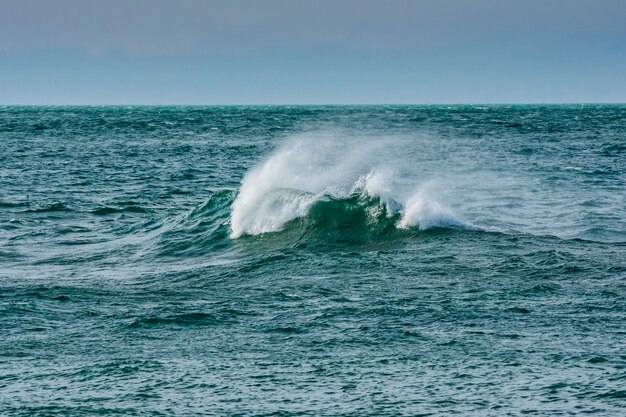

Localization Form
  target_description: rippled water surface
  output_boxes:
[1,105,625,416]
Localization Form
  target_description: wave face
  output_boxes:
[230,136,463,238]
[2,105,626,416]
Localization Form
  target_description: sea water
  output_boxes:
[1,105,625,415]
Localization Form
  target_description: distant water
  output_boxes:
[1,105,625,416]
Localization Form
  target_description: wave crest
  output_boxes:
[230,136,465,238]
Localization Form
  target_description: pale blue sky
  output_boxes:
[1,0,625,104]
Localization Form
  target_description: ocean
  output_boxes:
[1,105,625,416]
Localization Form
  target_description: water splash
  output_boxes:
[230,134,464,238]
[398,186,464,230]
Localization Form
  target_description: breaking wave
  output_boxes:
[230,135,465,239]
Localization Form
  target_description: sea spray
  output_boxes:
[398,184,465,230]
[230,133,464,238]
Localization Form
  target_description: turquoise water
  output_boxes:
[1,105,625,416]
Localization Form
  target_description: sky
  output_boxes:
[1,0,625,104]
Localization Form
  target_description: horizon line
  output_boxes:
[2,102,625,107]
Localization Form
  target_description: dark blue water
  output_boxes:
[1,105,625,416]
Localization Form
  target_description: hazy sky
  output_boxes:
[1,0,625,104]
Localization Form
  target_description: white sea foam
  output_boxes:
[230,133,465,238]
[398,185,464,230]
